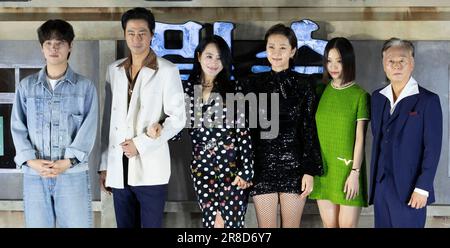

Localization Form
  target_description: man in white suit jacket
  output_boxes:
[99,7,186,228]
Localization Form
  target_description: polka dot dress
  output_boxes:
[184,78,254,228]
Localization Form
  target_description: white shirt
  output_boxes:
[379,76,419,115]
[47,77,63,90]
[379,76,428,197]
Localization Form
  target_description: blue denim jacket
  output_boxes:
[11,66,98,174]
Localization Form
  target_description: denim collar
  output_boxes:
[35,65,76,85]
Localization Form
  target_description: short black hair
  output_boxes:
[323,37,356,84]
[121,7,155,33]
[37,19,75,46]
[264,23,298,67]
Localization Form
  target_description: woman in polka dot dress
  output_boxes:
[148,35,254,228]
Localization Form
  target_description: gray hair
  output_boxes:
[381,38,415,58]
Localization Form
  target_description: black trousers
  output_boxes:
[111,156,168,228]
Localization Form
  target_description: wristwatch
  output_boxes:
[351,168,360,173]
[69,157,80,168]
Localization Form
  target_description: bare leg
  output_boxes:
[214,210,225,228]
[338,205,361,228]
[253,193,279,228]
[317,200,339,228]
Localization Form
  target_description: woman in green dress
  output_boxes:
[309,37,369,227]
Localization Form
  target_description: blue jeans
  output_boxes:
[23,170,93,228]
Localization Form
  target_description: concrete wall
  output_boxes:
[3,0,450,8]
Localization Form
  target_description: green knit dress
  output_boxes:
[309,82,369,207]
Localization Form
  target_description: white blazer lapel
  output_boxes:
[140,67,156,88]
[126,67,156,128]
[114,66,129,119]
[116,67,129,99]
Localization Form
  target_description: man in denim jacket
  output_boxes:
[11,19,98,227]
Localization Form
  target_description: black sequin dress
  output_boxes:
[242,69,323,196]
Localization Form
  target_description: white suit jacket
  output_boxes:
[100,57,186,188]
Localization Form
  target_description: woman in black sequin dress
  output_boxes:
[148,36,254,228]
[243,24,323,228]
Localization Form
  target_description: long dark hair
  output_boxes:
[189,35,234,98]
[323,37,355,84]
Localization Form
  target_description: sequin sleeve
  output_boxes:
[299,79,324,176]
